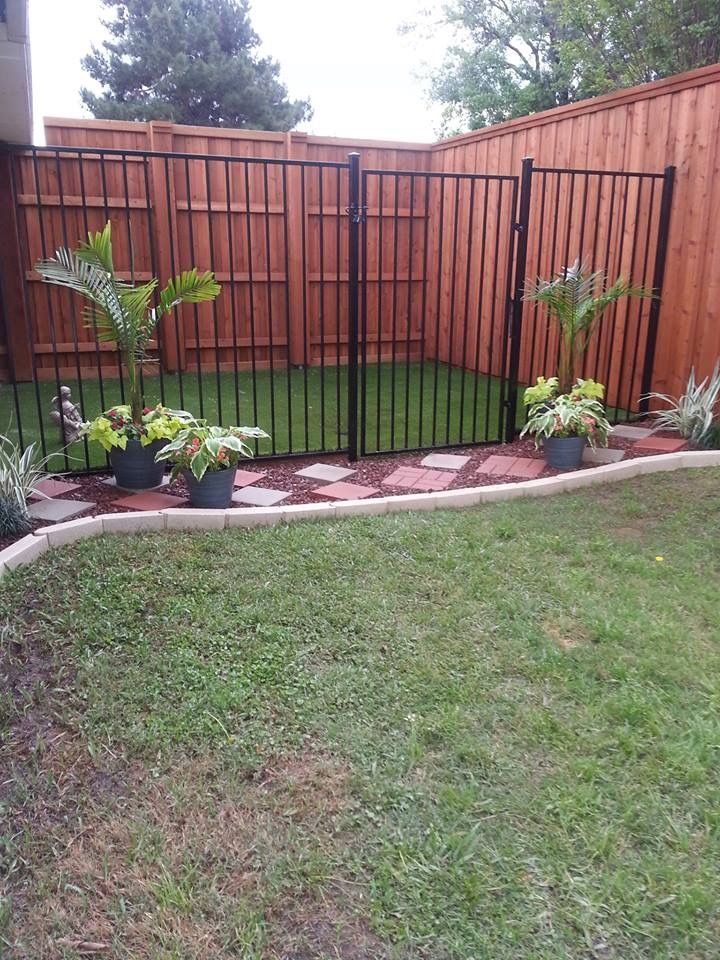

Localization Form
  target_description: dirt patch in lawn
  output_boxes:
[2,642,373,960]
[543,618,590,651]
[266,897,390,960]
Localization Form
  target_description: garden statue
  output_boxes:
[50,386,84,444]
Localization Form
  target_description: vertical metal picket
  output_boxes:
[504,157,533,441]
[346,152,361,461]
[639,164,676,409]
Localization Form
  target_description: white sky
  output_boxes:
[28,0,448,145]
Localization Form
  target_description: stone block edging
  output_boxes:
[1,450,718,577]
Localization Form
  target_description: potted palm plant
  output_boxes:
[522,261,650,468]
[35,222,220,489]
[155,422,269,508]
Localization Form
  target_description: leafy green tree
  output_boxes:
[81,0,311,130]
[416,0,720,131]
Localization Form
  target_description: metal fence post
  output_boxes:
[639,164,675,409]
[504,156,533,442]
[347,151,361,460]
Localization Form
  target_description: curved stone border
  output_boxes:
[1,450,718,577]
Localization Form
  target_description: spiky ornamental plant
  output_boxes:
[646,362,720,446]
[524,261,651,393]
[35,222,221,426]
[0,499,32,538]
[0,434,51,537]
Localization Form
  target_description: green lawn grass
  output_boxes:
[3,471,716,958]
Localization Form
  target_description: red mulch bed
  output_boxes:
[0,427,685,552]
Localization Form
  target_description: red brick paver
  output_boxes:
[632,436,687,452]
[382,466,454,491]
[509,458,547,479]
[311,481,379,500]
[233,468,268,488]
[113,491,187,511]
[30,478,82,499]
[476,455,519,476]
[476,455,545,478]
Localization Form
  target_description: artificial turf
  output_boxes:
[4,362,520,470]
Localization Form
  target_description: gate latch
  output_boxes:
[346,202,367,224]
[512,222,525,234]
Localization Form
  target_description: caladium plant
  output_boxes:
[155,422,269,481]
[521,392,611,448]
[83,404,195,452]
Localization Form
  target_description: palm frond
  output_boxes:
[36,249,127,338]
[119,280,158,312]
[158,270,222,315]
[75,221,115,273]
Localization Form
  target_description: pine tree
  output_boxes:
[81,0,311,130]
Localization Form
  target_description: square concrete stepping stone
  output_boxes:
[113,491,187,511]
[582,446,625,464]
[295,463,356,482]
[633,436,687,452]
[232,486,289,506]
[28,498,94,522]
[420,453,470,470]
[611,424,654,439]
[311,481,378,500]
[29,477,82,499]
[234,468,268,488]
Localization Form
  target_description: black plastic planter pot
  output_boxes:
[109,439,167,490]
[543,436,587,470]
[182,466,235,508]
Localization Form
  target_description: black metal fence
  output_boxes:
[0,143,674,472]
[521,162,675,421]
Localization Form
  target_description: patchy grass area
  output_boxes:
[1,470,719,959]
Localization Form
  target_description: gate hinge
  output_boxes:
[512,222,525,233]
[346,202,367,224]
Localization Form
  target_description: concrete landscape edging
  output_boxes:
[1,450,718,578]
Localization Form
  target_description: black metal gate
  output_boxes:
[350,162,524,457]
[347,155,674,460]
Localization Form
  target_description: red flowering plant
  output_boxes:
[82,404,194,452]
[520,377,611,448]
[154,421,269,481]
